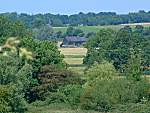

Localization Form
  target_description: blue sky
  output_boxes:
[0,0,149,15]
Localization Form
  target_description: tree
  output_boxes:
[125,49,142,81]
[27,65,82,102]
[33,18,46,28]
[84,29,115,66]
[109,26,133,71]
[73,29,84,37]
[66,26,74,36]
[1,11,150,28]
[0,38,35,112]
[81,62,150,112]
[33,25,54,40]
[135,25,144,34]
[21,37,65,73]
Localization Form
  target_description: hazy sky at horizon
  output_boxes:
[0,0,149,14]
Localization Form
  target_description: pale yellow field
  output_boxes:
[64,58,84,65]
[59,48,87,56]
[59,48,87,74]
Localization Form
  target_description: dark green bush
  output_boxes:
[27,65,83,102]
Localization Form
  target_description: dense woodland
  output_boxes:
[0,13,150,113]
[1,10,150,27]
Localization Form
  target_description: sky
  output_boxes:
[0,0,149,15]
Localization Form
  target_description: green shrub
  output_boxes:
[59,85,83,107]
[81,79,150,112]
[85,62,118,85]
[0,85,10,113]
[45,92,66,104]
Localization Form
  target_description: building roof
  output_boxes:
[64,36,86,42]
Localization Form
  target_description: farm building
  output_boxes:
[61,36,87,47]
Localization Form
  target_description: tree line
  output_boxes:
[1,10,150,27]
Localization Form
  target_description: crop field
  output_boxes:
[59,48,87,56]
[54,23,150,33]
[59,48,87,74]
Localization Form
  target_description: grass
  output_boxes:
[68,66,86,75]
[54,24,150,34]
[54,25,123,33]
[27,103,98,113]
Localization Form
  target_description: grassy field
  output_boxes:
[54,25,123,33]
[54,24,150,33]
[59,48,87,74]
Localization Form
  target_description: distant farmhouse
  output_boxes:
[60,36,87,48]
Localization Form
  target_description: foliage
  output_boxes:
[85,62,118,84]
[84,29,115,66]
[21,37,65,73]
[0,16,30,41]
[81,61,150,112]
[26,65,82,102]
[33,25,55,40]
[0,53,33,112]
[0,13,150,113]
[65,26,84,37]
[0,37,35,112]
[59,85,83,107]
[0,85,10,113]
[81,78,150,112]
[1,10,150,27]
[124,49,142,81]
[84,26,150,72]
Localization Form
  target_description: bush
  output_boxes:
[28,65,83,102]
[85,62,118,82]
[81,78,150,112]
[45,92,66,104]
[59,85,83,107]
[0,85,10,113]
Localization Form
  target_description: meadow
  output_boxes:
[54,23,150,33]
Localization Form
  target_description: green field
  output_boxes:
[54,25,123,33]
[54,24,150,33]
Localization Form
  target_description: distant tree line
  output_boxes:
[1,10,150,27]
